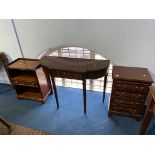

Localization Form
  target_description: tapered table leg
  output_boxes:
[51,76,59,109]
[83,79,86,114]
[0,116,11,128]
[103,73,108,103]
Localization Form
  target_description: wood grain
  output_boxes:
[0,122,50,135]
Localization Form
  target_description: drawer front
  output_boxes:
[112,90,146,101]
[50,70,83,80]
[113,81,149,93]
[110,105,145,116]
[111,98,144,107]
[12,79,38,87]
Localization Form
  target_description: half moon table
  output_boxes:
[40,56,110,114]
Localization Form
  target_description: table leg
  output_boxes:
[83,79,86,114]
[103,73,108,103]
[0,116,11,128]
[51,76,59,109]
[140,108,153,135]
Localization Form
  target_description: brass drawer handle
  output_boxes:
[141,87,144,90]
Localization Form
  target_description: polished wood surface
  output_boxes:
[8,58,39,70]
[41,56,110,74]
[41,56,110,114]
[113,66,153,83]
[140,86,155,134]
[7,58,52,104]
[109,66,153,120]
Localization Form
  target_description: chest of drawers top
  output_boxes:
[112,66,153,84]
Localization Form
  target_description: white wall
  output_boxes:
[14,19,81,58]
[0,19,22,83]
[1,19,155,83]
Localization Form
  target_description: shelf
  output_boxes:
[17,90,42,101]
[12,74,38,87]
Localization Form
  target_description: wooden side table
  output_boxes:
[140,86,155,134]
[109,66,153,120]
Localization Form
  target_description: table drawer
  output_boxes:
[112,90,146,101]
[113,81,149,93]
[50,70,83,80]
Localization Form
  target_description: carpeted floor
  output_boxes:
[0,83,155,135]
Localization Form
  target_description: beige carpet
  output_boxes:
[0,122,49,135]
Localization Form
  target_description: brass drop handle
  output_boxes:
[141,87,144,90]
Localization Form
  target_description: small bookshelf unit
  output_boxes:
[7,58,52,103]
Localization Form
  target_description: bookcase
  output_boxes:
[7,58,52,103]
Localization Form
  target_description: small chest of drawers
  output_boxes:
[108,66,153,120]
